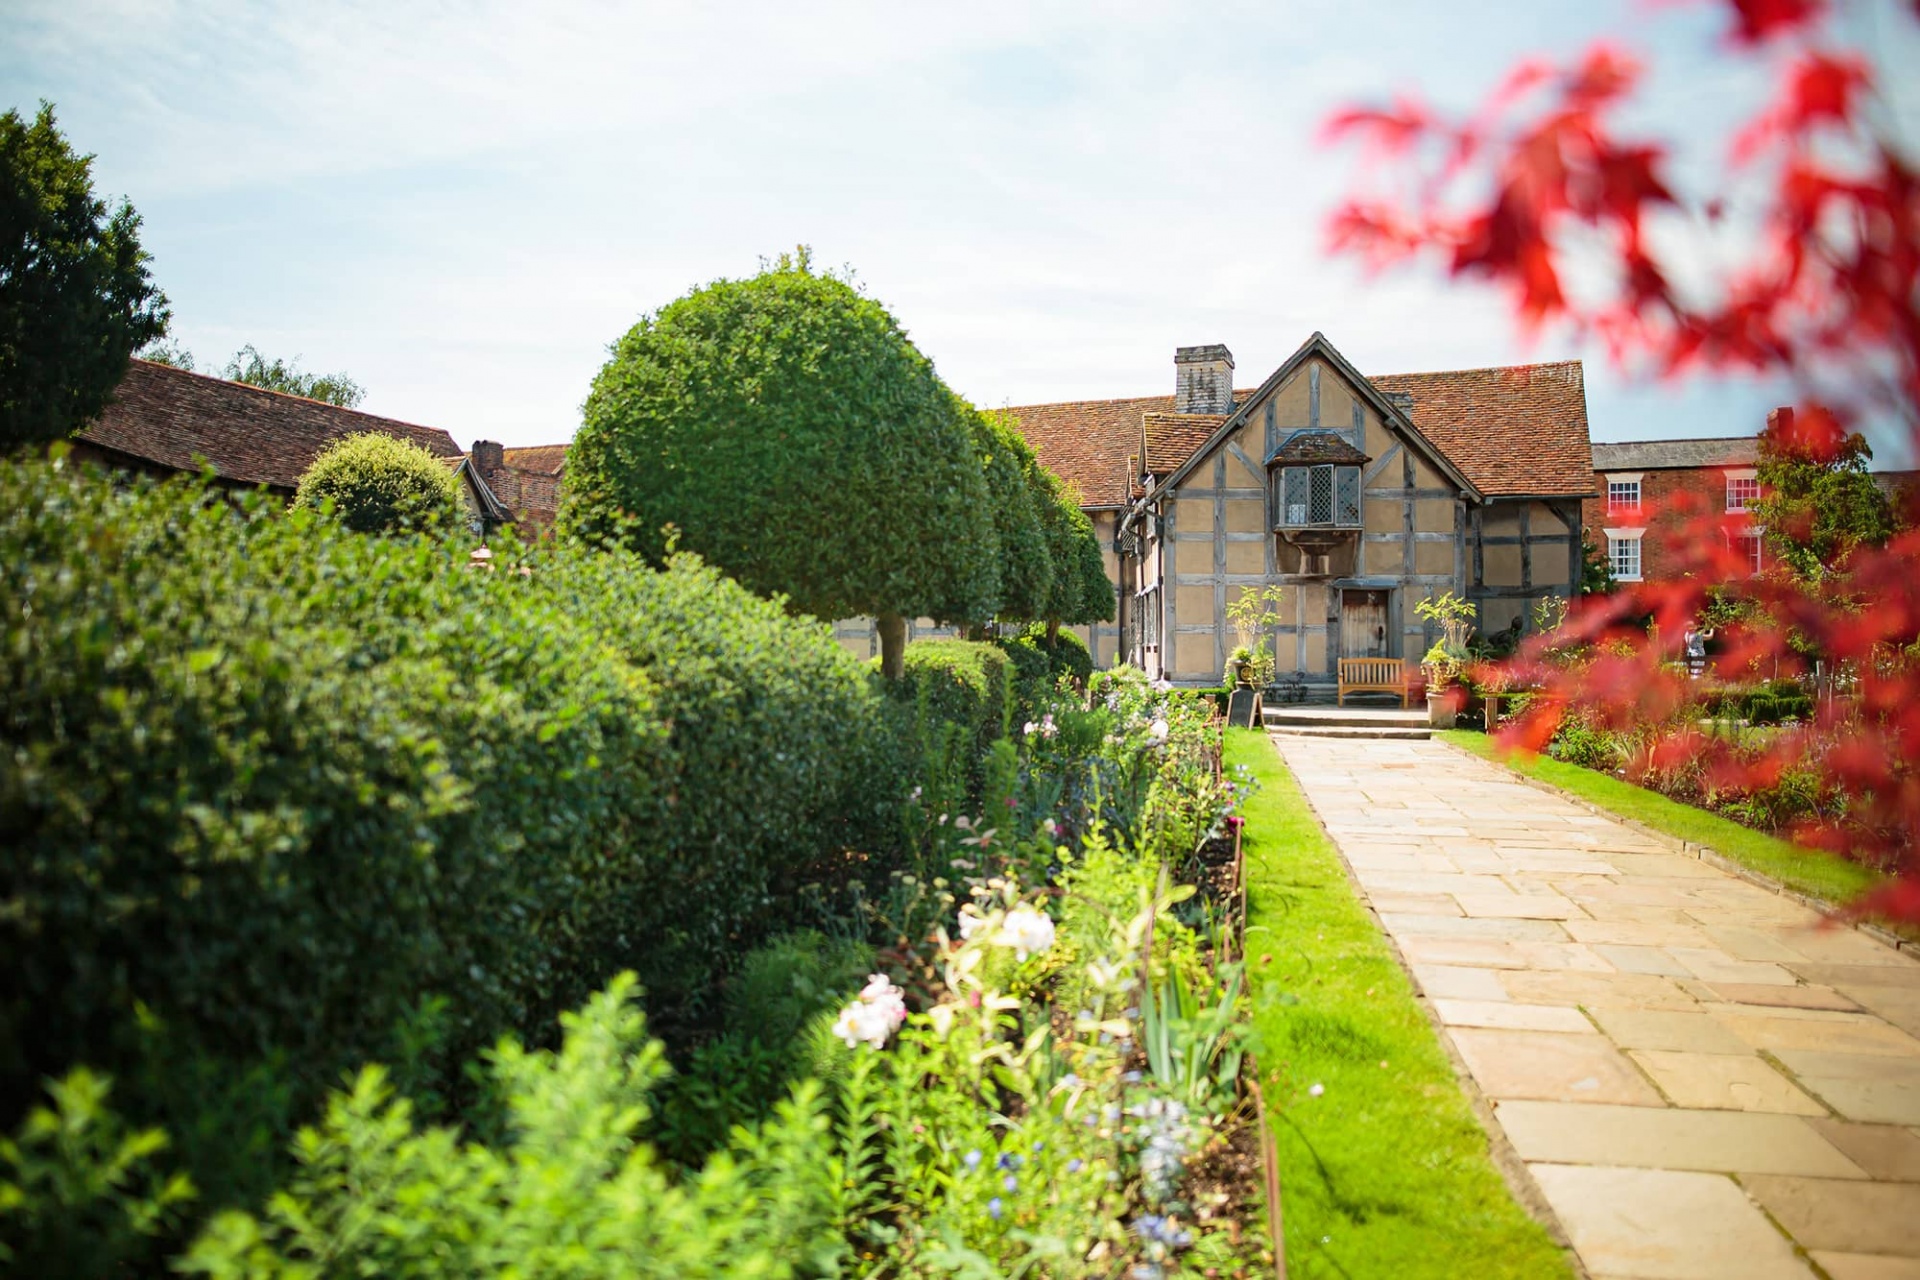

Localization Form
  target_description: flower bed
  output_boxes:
[6,660,1273,1276]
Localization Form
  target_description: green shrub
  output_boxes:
[174,975,844,1279]
[886,640,1013,799]
[293,431,466,535]
[0,456,906,1226]
[1548,718,1626,772]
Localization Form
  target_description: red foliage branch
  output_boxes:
[1327,0,1920,918]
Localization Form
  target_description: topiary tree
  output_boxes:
[1034,470,1115,639]
[1,103,168,452]
[557,252,996,678]
[293,432,465,535]
[972,408,1052,628]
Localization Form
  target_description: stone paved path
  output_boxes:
[1272,734,1920,1280]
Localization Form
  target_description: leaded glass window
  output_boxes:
[1276,464,1362,528]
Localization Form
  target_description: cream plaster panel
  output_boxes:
[1416,541,1454,576]
[1174,498,1213,530]
[1270,372,1311,424]
[1364,414,1395,457]
[1304,631,1327,671]
[1172,634,1216,679]
[1176,584,1213,620]
[1225,499,1266,534]
[1363,497,1402,535]
[1225,443,1262,489]
[1533,542,1571,584]
[1528,502,1570,535]
[1481,507,1522,537]
[1483,543,1523,585]
[1479,599,1524,633]
[1410,453,1448,489]
[1416,499,1456,532]
[1225,541,1264,576]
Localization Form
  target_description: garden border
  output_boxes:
[1437,735,1913,957]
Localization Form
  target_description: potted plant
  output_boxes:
[1415,591,1477,728]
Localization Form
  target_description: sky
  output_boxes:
[8,0,1918,457]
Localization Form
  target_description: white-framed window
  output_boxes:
[1605,527,1645,581]
[1605,472,1643,515]
[1736,529,1764,575]
[1725,469,1761,513]
[1276,464,1362,529]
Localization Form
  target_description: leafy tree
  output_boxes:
[219,344,364,408]
[973,408,1052,625]
[1752,408,1894,582]
[0,103,167,452]
[1579,530,1616,595]
[293,432,464,535]
[1034,470,1115,637]
[557,251,996,678]
[136,337,195,370]
[1327,0,1920,918]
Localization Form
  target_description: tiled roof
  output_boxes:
[1004,393,1201,507]
[1370,361,1593,497]
[1142,412,1227,475]
[80,359,462,490]
[1270,429,1368,466]
[1592,437,1758,471]
[502,444,570,475]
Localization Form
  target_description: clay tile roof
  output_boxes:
[1270,429,1368,466]
[1592,437,1757,471]
[1142,412,1228,474]
[502,444,570,475]
[1005,394,1171,506]
[1370,360,1592,498]
[79,359,463,490]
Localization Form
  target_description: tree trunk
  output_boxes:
[1045,619,1061,643]
[878,613,907,680]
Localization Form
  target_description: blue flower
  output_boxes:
[996,1151,1022,1171]
[1067,1158,1084,1173]
[963,1149,981,1170]
[988,1197,1003,1220]
[1003,1174,1018,1192]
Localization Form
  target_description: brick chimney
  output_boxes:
[1174,345,1234,415]
[471,439,504,479]
[1766,406,1794,436]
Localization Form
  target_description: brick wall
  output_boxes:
[1582,465,1766,584]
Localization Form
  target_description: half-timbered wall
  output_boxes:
[1466,496,1582,633]
[1155,356,1470,684]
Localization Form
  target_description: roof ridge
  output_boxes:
[1593,435,1756,446]
[1373,358,1582,379]
[130,358,447,437]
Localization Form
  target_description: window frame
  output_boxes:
[1275,463,1363,530]
[1604,526,1645,582]
[1604,472,1643,516]
[1725,468,1761,514]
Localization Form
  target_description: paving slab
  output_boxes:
[1270,734,1920,1272]
[1742,1177,1920,1256]
[1530,1164,1813,1279]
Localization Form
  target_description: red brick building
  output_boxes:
[1585,436,1765,584]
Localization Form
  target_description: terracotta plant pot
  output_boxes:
[1426,689,1458,729]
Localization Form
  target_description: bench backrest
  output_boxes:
[1338,657,1407,685]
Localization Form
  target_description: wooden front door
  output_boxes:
[1341,589,1389,659]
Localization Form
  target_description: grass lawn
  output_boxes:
[1227,728,1572,1280]
[1437,727,1883,908]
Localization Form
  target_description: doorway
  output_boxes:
[1340,589,1390,659]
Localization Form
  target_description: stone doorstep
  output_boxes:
[1432,737,1917,961]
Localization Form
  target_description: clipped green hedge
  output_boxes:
[0,455,907,1210]
[293,430,466,535]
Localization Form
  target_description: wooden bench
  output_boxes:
[1337,657,1413,708]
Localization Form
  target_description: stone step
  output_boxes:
[1265,707,1429,730]
[1268,724,1432,740]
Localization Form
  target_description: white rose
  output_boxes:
[996,906,1057,961]
[832,998,897,1049]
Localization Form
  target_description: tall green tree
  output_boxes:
[971,408,1052,626]
[0,103,167,452]
[1034,470,1115,638]
[1752,408,1895,583]
[557,252,996,678]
